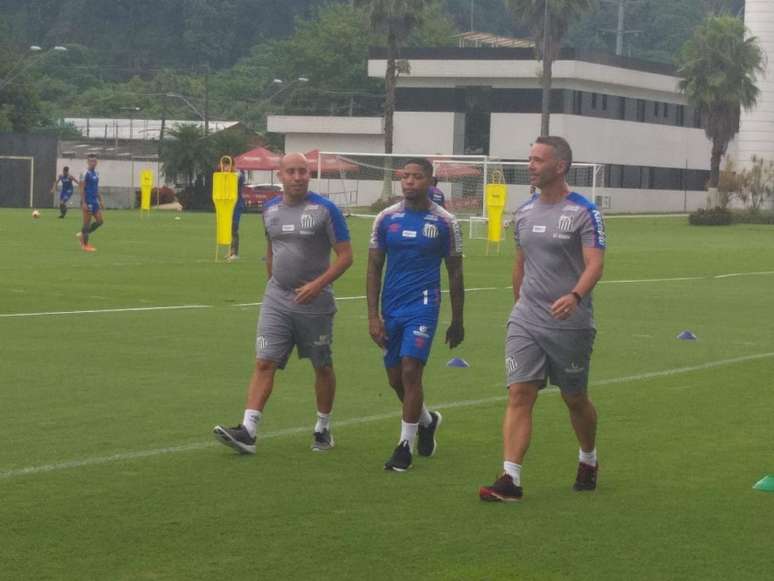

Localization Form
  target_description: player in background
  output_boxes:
[479,136,606,502]
[227,170,246,262]
[213,153,353,454]
[367,158,465,472]
[77,154,105,252]
[51,166,78,218]
[428,176,446,208]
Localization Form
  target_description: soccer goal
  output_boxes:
[457,161,605,239]
[315,152,487,210]
[0,155,35,208]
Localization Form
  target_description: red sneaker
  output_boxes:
[573,462,598,491]
[82,244,97,252]
[479,473,523,502]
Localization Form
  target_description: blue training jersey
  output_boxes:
[370,200,463,316]
[59,175,74,194]
[428,186,446,208]
[82,169,99,201]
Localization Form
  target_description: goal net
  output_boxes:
[0,155,35,208]
[451,161,604,239]
[314,152,487,210]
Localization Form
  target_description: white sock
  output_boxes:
[418,406,433,427]
[242,409,262,438]
[315,411,331,433]
[579,448,597,467]
[503,461,522,486]
[399,420,419,449]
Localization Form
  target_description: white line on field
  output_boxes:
[1,351,772,481]
[0,305,211,318]
[4,271,772,318]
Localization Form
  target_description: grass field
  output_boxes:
[1,207,773,580]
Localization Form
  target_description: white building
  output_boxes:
[269,47,715,213]
[735,1,774,168]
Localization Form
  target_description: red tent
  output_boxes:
[432,161,482,179]
[305,149,360,174]
[234,146,282,171]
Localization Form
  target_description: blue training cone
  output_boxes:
[447,357,470,368]
[677,330,698,340]
[753,475,774,492]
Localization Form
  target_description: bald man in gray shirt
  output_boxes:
[213,153,353,455]
[480,136,606,502]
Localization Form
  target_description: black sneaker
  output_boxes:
[311,429,335,452]
[384,441,412,472]
[417,411,442,457]
[212,424,256,455]
[479,473,523,502]
[573,462,598,491]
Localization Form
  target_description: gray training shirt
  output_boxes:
[512,191,606,330]
[262,192,351,314]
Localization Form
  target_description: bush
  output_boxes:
[369,196,400,213]
[730,209,774,224]
[689,207,732,226]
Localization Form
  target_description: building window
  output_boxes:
[602,94,608,111]
[677,105,684,126]
[591,93,597,109]
[618,97,627,120]
[663,103,669,118]
[573,91,583,115]
[637,99,646,122]
[654,102,660,117]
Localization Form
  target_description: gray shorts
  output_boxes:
[505,318,596,393]
[256,303,334,369]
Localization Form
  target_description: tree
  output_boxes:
[737,156,774,211]
[677,15,764,197]
[505,0,595,136]
[355,0,427,155]
[160,124,210,187]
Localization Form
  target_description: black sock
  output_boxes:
[88,221,101,233]
[81,226,89,244]
[59,203,66,217]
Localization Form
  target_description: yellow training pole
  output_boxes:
[140,169,153,217]
[212,156,238,261]
[485,170,507,255]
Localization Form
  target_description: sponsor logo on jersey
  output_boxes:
[558,215,574,232]
[265,205,279,214]
[256,336,269,351]
[282,224,296,232]
[592,209,607,246]
[505,357,518,373]
[402,230,417,238]
[300,214,316,229]
[423,223,439,239]
[313,334,330,346]
[391,212,405,219]
[412,325,430,339]
[532,225,546,233]
[552,233,571,240]
[389,223,400,233]
[306,204,320,210]
[424,214,439,222]
[563,204,581,212]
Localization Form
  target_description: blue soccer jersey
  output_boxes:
[58,175,75,198]
[369,200,463,317]
[81,169,99,203]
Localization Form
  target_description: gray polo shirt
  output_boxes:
[262,192,350,315]
[512,191,606,330]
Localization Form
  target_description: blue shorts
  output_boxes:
[383,311,439,368]
[60,191,73,202]
[85,199,101,214]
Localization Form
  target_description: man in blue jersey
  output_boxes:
[367,157,465,472]
[76,154,104,252]
[226,170,246,262]
[213,153,353,454]
[428,177,446,208]
[51,166,78,219]
[479,136,606,502]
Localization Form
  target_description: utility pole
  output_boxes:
[540,0,551,136]
[616,0,624,55]
[203,63,210,136]
[470,0,475,32]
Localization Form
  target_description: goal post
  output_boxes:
[314,152,487,210]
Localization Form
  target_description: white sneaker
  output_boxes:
[226,254,239,262]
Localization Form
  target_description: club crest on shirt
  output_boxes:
[300,214,316,229]
[505,357,518,373]
[423,223,439,239]
[558,215,574,232]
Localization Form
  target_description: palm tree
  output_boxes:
[677,15,764,199]
[355,0,425,155]
[160,124,209,187]
[505,0,595,136]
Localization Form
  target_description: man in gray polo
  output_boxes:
[213,152,353,454]
[479,136,606,502]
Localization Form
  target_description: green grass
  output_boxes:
[1,208,773,580]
